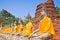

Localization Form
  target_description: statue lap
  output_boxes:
[30,32,51,40]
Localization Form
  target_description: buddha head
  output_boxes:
[40,6,47,18]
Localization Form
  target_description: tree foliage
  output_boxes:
[0,9,16,27]
[56,7,60,14]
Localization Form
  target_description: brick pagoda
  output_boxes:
[35,0,57,18]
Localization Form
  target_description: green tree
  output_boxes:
[0,9,16,27]
[56,7,60,14]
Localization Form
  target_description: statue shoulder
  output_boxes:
[47,17,52,22]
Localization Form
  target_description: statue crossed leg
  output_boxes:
[30,32,51,40]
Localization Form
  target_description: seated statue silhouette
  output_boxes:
[30,6,56,40]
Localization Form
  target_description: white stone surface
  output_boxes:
[0,33,51,40]
[0,33,29,40]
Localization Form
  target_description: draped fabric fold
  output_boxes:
[38,17,55,38]
[16,24,23,33]
[22,22,33,37]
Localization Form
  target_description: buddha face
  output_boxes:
[40,11,46,16]
[40,10,46,15]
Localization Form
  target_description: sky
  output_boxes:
[0,0,60,19]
